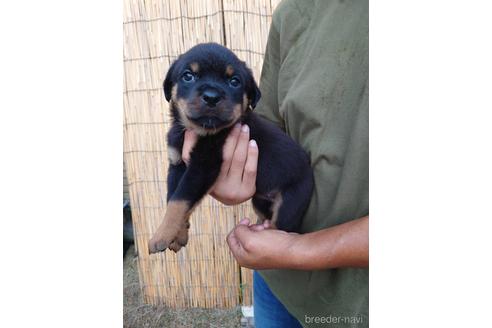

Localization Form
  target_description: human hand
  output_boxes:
[182,123,258,205]
[226,218,302,270]
[228,216,370,270]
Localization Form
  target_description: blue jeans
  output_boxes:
[253,271,302,328]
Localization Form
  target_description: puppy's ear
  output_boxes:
[163,60,178,102]
[248,78,262,109]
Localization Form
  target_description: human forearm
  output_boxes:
[227,216,368,270]
[290,216,369,270]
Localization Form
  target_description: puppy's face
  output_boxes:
[163,43,261,135]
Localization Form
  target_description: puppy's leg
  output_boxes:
[166,122,186,200]
[148,159,221,254]
[252,195,273,223]
[164,163,189,252]
[151,123,188,252]
[273,173,314,232]
[167,163,186,202]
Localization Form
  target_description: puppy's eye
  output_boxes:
[182,71,195,83]
[229,77,241,88]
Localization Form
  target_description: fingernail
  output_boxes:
[239,218,250,225]
[249,140,257,148]
[234,123,241,129]
[241,124,249,133]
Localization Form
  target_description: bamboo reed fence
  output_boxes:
[123,0,281,307]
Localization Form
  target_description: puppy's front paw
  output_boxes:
[148,234,171,254]
[148,223,189,254]
[169,224,189,252]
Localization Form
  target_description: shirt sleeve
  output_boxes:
[254,17,285,131]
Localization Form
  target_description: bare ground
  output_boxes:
[123,245,242,328]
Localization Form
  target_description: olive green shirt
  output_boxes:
[255,0,368,327]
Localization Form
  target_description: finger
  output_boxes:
[182,130,198,166]
[227,230,245,259]
[239,218,250,226]
[233,225,255,251]
[228,124,250,181]
[219,123,241,175]
[242,139,258,189]
[249,224,265,232]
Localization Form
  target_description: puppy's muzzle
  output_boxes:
[201,88,222,107]
[188,115,226,129]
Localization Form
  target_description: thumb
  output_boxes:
[238,218,250,226]
[233,224,255,251]
[226,229,242,256]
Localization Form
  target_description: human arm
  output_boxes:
[226,216,369,270]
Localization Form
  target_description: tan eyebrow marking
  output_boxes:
[225,65,234,77]
[190,62,199,73]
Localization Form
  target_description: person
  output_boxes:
[182,0,368,326]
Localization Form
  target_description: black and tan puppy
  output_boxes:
[148,43,313,254]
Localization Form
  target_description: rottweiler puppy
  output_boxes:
[148,43,314,254]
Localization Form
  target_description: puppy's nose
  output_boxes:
[201,89,222,107]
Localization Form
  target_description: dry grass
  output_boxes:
[124,246,241,328]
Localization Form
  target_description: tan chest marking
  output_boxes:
[167,146,182,165]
